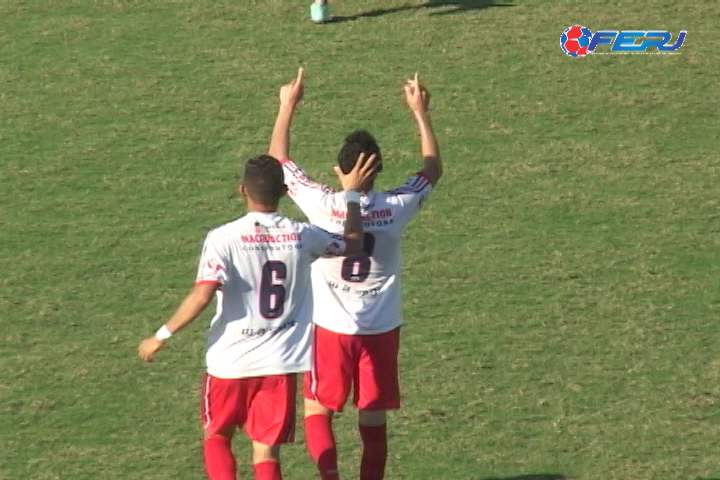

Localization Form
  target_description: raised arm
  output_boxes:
[269,67,304,161]
[404,73,442,186]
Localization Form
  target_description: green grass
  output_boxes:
[2,1,719,479]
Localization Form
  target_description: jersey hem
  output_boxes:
[312,322,403,336]
[206,365,310,379]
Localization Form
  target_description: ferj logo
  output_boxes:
[560,26,686,57]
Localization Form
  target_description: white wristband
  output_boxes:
[155,325,173,341]
[345,190,361,204]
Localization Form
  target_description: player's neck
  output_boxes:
[361,180,375,194]
[246,201,278,214]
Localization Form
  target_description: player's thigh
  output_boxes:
[201,374,247,437]
[303,325,357,412]
[354,329,401,411]
[245,374,297,446]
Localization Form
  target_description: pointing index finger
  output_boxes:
[296,67,305,84]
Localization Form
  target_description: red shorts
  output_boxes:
[303,325,400,412]
[200,373,296,445]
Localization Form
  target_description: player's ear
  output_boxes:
[239,184,248,200]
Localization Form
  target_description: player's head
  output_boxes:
[337,130,383,176]
[239,154,286,210]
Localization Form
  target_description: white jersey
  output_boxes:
[280,158,433,335]
[195,211,346,379]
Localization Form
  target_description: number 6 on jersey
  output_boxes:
[259,261,287,318]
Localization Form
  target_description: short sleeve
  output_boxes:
[280,158,335,222]
[386,172,434,228]
[305,224,347,258]
[195,230,229,287]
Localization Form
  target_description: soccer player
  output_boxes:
[137,148,379,477]
[310,0,331,23]
[268,70,442,480]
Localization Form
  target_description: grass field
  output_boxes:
[2,1,719,479]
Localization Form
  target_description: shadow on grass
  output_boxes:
[329,0,514,23]
[477,475,568,480]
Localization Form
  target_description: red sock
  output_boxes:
[253,460,282,480]
[304,414,339,480]
[359,424,387,480]
[203,436,237,480]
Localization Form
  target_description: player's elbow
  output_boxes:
[432,161,443,183]
[422,157,443,186]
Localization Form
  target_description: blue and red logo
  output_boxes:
[561,26,593,57]
[561,26,686,57]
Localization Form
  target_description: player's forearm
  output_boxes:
[415,111,438,158]
[268,104,296,160]
[343,201,364,255]
[414,111,443,183]
[162,286,215,335]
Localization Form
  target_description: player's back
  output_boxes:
[310,192,407,334]
[281,159,433,335]
[196,211,345,378]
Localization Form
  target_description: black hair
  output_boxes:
[241,154,286,204]
[337,130,383,175]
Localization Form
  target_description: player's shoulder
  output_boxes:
[384,171,433,197]
[201,215,248,245]
[258,214,313,237]
[282,159,337,195]
[213,214,250,232]
[279,215,309,233]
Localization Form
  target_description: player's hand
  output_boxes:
[279,67,305,109]
[138,336,165,363]
[404,72,431,114]
[334,153,380,192]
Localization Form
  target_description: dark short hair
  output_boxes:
[337,130,383,175]
[242,155,286,204]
